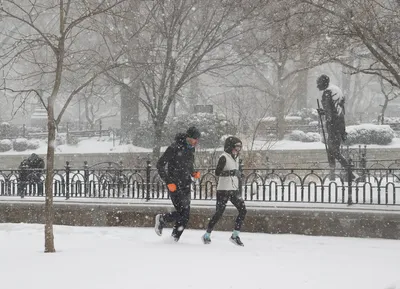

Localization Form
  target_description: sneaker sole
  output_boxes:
[229,237,244,247]
[155,215,162,236]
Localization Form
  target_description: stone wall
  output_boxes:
[1,201,400,240]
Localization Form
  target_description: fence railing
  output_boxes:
[1,161,400,206]
[20,120,116,141]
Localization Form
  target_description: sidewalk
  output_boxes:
[1,196,400,214]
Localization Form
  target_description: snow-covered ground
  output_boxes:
[0,138,153,155]
[2,137,400,155]
[1,223,399,289]
[248,138,400,151]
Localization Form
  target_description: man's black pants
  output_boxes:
[163,186,191,239]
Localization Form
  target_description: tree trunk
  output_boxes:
[275,65,286,140]
[44,101,56,253]
[188,78,201,113]
[276,97,286,139]
[296,50,308,110]
[379,97,389,125]
[152,123,164,162]
[120,82,140,143]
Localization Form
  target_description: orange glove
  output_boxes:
[167,183,177,192]
[192,171,201,179]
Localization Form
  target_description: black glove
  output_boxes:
[317,108,325,116]
[230,169,242,178]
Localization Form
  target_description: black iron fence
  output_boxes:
[1,160,400,206]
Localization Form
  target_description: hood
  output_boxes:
[224,136,242,154]
[28,153,39,163]
[26,153,43,167]
[174,132,188,146]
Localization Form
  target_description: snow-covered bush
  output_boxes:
[289,108,319,123]
[344,124,395,145]
[133,121,170,148]
[67,136,79,145]
[0,139,12,152]
[169,113,236,148]
[27,139,40,150]
[13,138,29,151]
[372,117,400,124]
[303,132,321,143]
[285,116,302,124]
[56,134,67,146]
[0,122,19,140]
[133,113,236,148]
[289,130,307,141]
[288,130,320,143]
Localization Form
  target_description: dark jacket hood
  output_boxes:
[224,136,242,154]
[175,132,194,149]
[25,153,44,169]
[175,132,187,144]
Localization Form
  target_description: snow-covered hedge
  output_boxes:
[13,138,29,152]
[133,113,236,148]
[289,108,319,123]
[56,134,67,146]
[372,117,400,124]
[0,139,12,152]
[344,124,395,145]
[0,122,19,140]
[169,113,236,148]
[27,139,40,150]
[0,138,40,152]
[289,130,321,142]
[288,130,306,141]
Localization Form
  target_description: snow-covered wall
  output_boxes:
[0,201,399,240]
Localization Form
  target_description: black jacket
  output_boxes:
[27,153,45,169]
[19,154,44,182]
[157,133,195,189]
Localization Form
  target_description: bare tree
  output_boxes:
[0,0,127,252]
[378,79,399,124]
[107,0,265,159]
[302,0,400,89]
[79,78,119,129]
[229,0,329,139]
[99,0,155,143]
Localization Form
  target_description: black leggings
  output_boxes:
[206,190,247,233]
[163,187,191,239]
